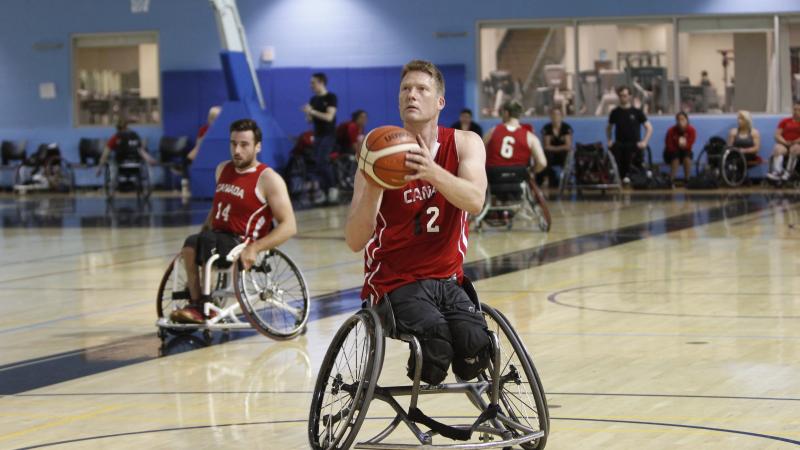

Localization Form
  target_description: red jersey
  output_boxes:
[664,125,697,153]
[211,162,274,241]
[778,118,800,142]
[486,124,532,167]
[362,126,469,302]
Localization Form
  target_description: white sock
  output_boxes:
[773,154,784,173]
[787,155,798,174]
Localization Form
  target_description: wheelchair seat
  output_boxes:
[487,165,529,202]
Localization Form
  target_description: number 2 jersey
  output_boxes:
[485,123,532,167]
[211,162,274,241]
[362,126,470,302]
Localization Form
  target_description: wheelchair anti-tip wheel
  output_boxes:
[468,304,550,450]
[234,248,310,339]
[309,309,384,450]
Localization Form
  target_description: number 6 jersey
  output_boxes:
[211,162,274,241]
[485,123,532,167]
[362,126,470,303]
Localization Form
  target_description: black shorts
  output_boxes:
[385,279,490,385]
[544,150,568,167]
[663,149,693,164]
[183,230,241,268]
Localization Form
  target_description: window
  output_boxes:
[677,17,775,114]
[478,23,575,117]
[576,21,674,117]
[779,18,800,112]
[72,32,160,126]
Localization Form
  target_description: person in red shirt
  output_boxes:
[95,120,157,177]
[663,112,697,182]
[484,101,546,173]
[767,102,800,181]
[346,60,490,385]
[170,119,297,324]
[187,106,221,162]
[335,109,368,154]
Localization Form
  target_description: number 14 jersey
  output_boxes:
[211,162,274,241]
[362,126,469,303]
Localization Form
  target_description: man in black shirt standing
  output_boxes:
[606,86,653,183]
[302,72,338,204]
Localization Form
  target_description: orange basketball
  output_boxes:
[358,126,420,189]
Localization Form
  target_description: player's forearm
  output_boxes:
[309,109,335,122]
[429,167,484,215]
[345,176,383,251]
[250,218,297,252]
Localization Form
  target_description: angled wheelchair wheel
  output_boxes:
[104,165,115,200]
[156,255,194,336]
[472,304,549,449]
[234,248,310,339]
[526,180,552,232]
[721,149,747,187]
[309,309,384,450]
[137,163,151,201]
[44,156,74,192]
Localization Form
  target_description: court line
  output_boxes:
[14,415,800,448]
[0,194,794,393]
[0,404,123,444]
[547,277,800,319]
[9,390,800,402]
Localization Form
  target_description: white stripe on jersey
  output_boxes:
[244,204,267,239]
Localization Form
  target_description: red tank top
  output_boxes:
[362,126,469,302]
[211,162,274,241]
[486,124,532,167]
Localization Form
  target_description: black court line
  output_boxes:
[0,193,796,395]
[17,415,800,448]
[10,390,800,403]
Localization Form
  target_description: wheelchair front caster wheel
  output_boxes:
[203,330,212,341]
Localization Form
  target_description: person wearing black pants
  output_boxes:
[302,72,338,204]
[606,86,653,183]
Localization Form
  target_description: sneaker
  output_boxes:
[170,305,205,324]
[766,171,782,181]
[781,171,791,181]
[312,190,326,205]
[623,177,631,185]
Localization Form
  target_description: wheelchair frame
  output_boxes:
[694,145,752,187]
[156,242,310,340]
[473,166,552,232]
[104,159,151,201]
[309,281,549,450]
[558,144,622,196]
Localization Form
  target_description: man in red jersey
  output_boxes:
[767,102,800,181]
[171,119,297,324]
[484,101,546,172]
[345,60,490,386]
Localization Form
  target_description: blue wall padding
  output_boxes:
[220,51,258,103]
[163,64,467,169]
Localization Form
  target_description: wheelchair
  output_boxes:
[558,142,622,196]
[473,166,552,232]
[104,144,151,201]
[308,279,549,449]
[156,242,310,340]
[331,150,357,200]
[694,136,761,187]
[13,143,74,194]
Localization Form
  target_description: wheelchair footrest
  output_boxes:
[407,403,499,442]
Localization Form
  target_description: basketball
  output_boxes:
[358,125,420,189]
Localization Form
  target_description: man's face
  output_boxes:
[229,130,261,169]
[459,112,471,125]
[618,89,631,105]
[399,71,444,124]
[310,77,324,95]
[356,112,368,128]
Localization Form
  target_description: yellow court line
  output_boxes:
[0,404,124,443]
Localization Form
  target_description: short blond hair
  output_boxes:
[737,110,753,133]
[401,60,445,95]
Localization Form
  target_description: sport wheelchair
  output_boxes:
[156,242,310,340]
[558,142,622,196]
[473,166,552,232]
[104,133,151,201]
[13,143,74,194]
[694,136,761,187]
[308,279,549,449]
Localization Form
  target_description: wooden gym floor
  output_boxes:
[0,189,798,449]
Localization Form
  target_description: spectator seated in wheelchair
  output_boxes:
[171,118,297,324]
[766,102,800,182]
[96,120,156,192]
[726,110,763,167]
[480,101,546,224]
